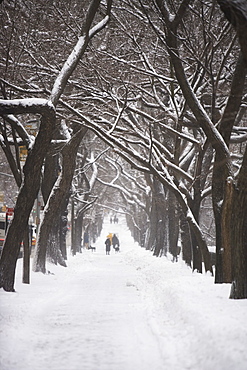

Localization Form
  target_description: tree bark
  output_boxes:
[230,145,247,298]
[59,194,70,260]
[74,213,84,253]
[33,127,86,273]
[180,214,192,267]
[217,0,247,65]
[213,55,246,283]
[22,226,30,284]
[168,191,179,261]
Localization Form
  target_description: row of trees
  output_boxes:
[0,0,246,298]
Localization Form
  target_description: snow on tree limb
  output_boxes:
[2,115,34,150]
[50,2,111,106]
[0,98,55,116]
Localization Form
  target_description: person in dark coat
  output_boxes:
[112,234,120,252]
[105,237,111,255]
[83,231,89,249]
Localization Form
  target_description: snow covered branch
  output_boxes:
[50,1,112,106]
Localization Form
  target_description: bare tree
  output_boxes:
[217,0,247,298]
[0,0,112,291]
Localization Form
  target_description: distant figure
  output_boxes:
[113,215,117,224]
[83,231,89,249]
[110,217,112,224]
[107,232,113,245]
[112,234,120,252]
[105,238,111,255]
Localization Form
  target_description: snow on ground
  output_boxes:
[1,215,247,370]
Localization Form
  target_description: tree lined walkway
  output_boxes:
[1,219,165,370]
[1,217,247,370]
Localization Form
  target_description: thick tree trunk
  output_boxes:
[213,55,246,283]
[71,199,76,256]
[146,196,157,251]
[46,221,66,267]
[168,191,179,260]
[22,226,30,284]
[217,0,247,65]
[221,177,234,282]
[41,153,61,264]
[33,127,86,273]
[74,213,84,253]
[180,215,192,267]
[42,153,60,204]
[151,180,166,257]
[230,146,247,298]
[60,194,70,260]
[212,152,229,282]
[191,233,202,273]
[144,178,168,256]
[189,182,203,272]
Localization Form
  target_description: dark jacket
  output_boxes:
[112,234,119,247]
[105,238,111,251]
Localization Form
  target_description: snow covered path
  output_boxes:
[1,216,247,370]
[1,218,164,370]
[26,253,163,370]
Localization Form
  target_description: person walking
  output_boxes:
[112,234,120,252]
[105,237,111,255]
[107,232,113,245]
[83,231,89,249]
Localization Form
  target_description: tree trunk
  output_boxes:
[33,127,86,273]
[180,214,192,267]
[74,213,84,253]
[22,226,30,284]
[60,194,70,260]
[41,152,62,264]
[230,146,247,298]
[217,0,247,65]
[42,153,60,204]
[71,199,76,256]
[168,191,179,261]
[221,177,234,282]
[213,55,246,283]
[189,205,202,273]
[146,196,158,251]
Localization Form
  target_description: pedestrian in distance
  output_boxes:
[83,231,89,249]
[105,237,111,255]
[107,232,113,245]
[112,233,120,252]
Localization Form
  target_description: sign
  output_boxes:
[0,192,4,203]
[19,146,28,162]
[25,122,37,135]
[6,207,14,216]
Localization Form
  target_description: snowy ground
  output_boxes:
[1,216,247,370]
